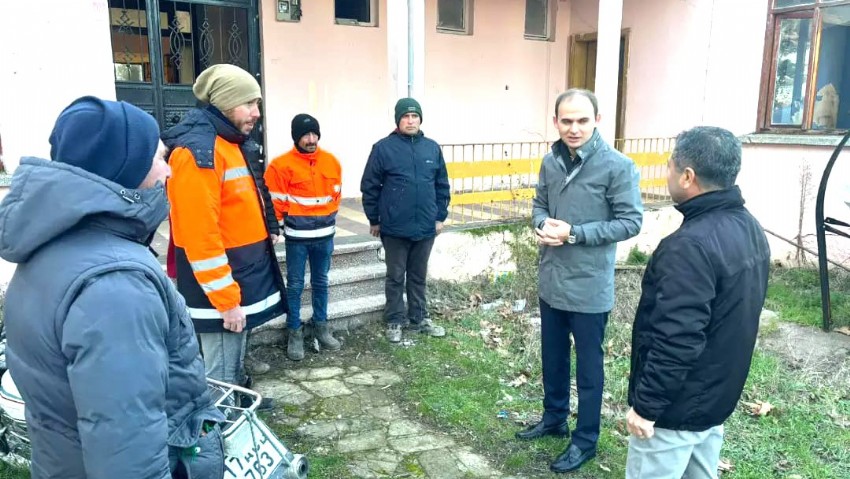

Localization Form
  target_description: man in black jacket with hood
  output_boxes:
[625,126,770,478]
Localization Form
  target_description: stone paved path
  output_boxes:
[252,365,518,478]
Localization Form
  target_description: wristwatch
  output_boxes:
[566,227,577,245]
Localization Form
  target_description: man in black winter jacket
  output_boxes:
[360,98,451,343]
[625,126,770,478]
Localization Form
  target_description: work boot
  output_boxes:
[287,326,304,361]
[314,322,341,351]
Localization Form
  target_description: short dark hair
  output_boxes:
[554,89,599,117]
[672,126,741,189]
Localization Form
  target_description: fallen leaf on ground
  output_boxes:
[598,464,611,472]
[835,326,850,336]
[507,372,529,388]
[829,411,850,428]
[718,458,734,473]
[774,459,792,472]
[742,400,775,416]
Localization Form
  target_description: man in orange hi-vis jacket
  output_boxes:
[163,64,286,409]
[265,114,342,361]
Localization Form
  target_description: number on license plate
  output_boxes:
[223,429,285,479]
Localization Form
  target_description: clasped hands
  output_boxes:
[535,217,572,246]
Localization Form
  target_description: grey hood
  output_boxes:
[0,157,168,263]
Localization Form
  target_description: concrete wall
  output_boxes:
[0,0,117,172]
[740,144,850,263]
[423,0,571,145]
[259,0,392,198]
[569,0,769,138]
[260,0,572,194]
[0,0,117,285]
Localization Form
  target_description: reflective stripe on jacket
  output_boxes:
[264,146,342,240]
[164,107,286,333]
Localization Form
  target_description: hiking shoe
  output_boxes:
[411,319,445,337]
[386,323,403,343]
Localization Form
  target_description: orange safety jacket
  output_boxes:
[164,107,286,333]
[264,146,342,240]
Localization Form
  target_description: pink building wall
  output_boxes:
[259,0,393,197]
[569,0,769,138]
[423,0,571,145]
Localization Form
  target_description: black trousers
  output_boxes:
[381,235,435,325]
[540,298,609,451]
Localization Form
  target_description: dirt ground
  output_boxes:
[760,321,850,390]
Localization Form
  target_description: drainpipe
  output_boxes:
[407,0,414,97]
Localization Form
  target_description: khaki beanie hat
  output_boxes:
[193,64,261,112]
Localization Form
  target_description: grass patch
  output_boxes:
[723,351,850,478]
[461,220,528,238]
[0,463,27,479]
[382,258,850,477]
[625,245,650,266]
[765,266,850,328]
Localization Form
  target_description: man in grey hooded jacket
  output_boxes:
[516,89,643,474]
[0,96,225,479]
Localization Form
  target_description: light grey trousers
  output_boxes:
[626,425,724,479]
[198,330,248,385]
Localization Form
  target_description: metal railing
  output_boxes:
[442,138,674,226]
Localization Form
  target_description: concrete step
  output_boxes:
[249,293,386,347]
[274,239,382,270]
[294,263,385,306]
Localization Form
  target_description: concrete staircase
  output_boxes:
[249,239,386,346]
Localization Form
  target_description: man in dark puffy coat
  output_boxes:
[625,126,770,478]
[0,96,225,479]
[360,98,451,343]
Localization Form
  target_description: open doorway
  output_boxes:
[569,30,629,140]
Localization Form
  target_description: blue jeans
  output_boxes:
[285,237,334,329]
[540,299,609,451]
[199,330,247,385]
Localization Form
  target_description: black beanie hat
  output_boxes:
[49,96,160,189]
[394,98,423,126]
[291,114,321,143]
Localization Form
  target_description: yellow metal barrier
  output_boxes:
[441,138,674,226]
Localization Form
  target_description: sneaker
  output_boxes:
[411,319,445,337]
[386,323,403,343]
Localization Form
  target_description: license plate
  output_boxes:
[222,415,286,479]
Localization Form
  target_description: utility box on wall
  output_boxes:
[276,0,301,22]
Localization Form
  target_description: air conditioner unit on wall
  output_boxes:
[277,0,301,22]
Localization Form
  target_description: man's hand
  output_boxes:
[221,306,246,333]
[370,225,381,237]
[535,227,563,246]
[270,234,282,244]
[535,217,573,246]
[543,217,572,242]
[626,407,656,439]
[435,221,444,235]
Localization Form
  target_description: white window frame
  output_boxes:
[524,0,555,41]
[334,0,379,27]
[437,0,473,35]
